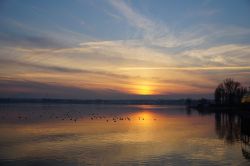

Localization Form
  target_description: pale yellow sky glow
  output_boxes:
[0,41,249,98]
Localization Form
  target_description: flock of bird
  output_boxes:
[89,113,131,122]
[0,111,157,123]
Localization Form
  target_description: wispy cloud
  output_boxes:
[0,79,133,99]
[0,17,95,48]
[180,44,250,66]
[104,9,122,20]
[109,0,157,32]
[0,32,66,49]
[119,66,250,71]
[108,0,250,51]
[186,8,220,17]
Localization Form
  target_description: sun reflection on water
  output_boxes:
[129,111,157,126]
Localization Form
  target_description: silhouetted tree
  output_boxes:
[214,78,247,105]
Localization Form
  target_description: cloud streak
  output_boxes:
[0,32,66,49]
[119,66,250,71]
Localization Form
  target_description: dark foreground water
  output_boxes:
[0,104,249,166]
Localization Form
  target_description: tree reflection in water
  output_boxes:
[241,116,250,160]
[214,112,250,160]
[215,113,241,144]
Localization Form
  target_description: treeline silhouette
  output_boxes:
[186,78,249,111]
[215,78,248,105]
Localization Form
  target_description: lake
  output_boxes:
[0,104,249,165]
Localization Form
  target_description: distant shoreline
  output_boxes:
[190,104,250,116]
[0,98,186,105]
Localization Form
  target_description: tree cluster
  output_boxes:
[214,78,247,105]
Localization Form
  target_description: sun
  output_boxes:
[136,85,153,95]
[130,82,156,95]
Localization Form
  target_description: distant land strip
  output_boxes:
[0,98,186,105]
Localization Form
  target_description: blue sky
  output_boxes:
[0,0,250,99]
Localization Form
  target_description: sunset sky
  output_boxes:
[0,0,250,99]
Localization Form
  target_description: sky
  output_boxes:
[0,0,250,99]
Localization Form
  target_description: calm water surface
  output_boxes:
[0,104,249,165]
